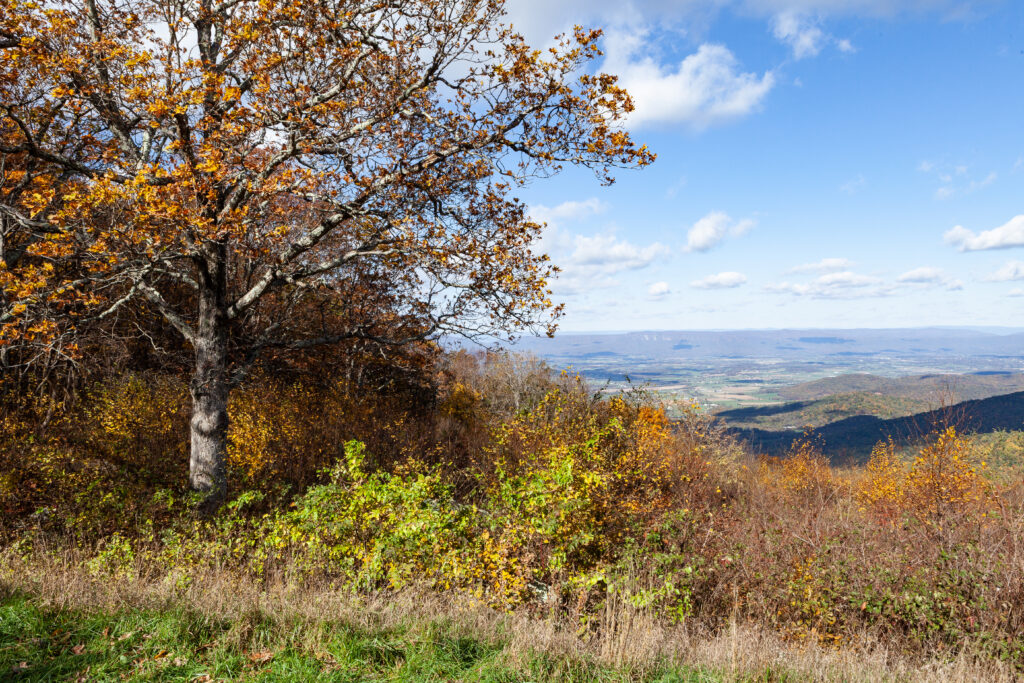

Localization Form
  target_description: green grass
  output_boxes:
[0,591,723,682]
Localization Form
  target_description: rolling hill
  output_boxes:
[715,392,932,430]
[732,390,1024,462]
[778,371,1024,402]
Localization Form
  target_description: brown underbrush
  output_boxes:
[3,351,1024,676]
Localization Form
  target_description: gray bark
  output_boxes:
[189,246,229,513]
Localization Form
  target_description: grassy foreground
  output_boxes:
[2,592,690,683]
[1,555,1019,683]
[0,584,714,683]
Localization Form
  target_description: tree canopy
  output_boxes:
[0,0,653,507]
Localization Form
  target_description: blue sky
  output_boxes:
[504,0,1024,331]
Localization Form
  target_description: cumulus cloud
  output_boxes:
[770,264,966,299]
[766,270,891,298]
[1008,288,1024,297]
[897,266,963,290]
[787,257,853,273]
[550,233,670,294]
[648,281,672,299]
[986,260,1024,282]
[569,233,669,270]
[529,198,608,228]
[897,266,946,283]
[691,271,748,289]
[603,33,775,128]
[945,216,1024,251]
[772,12,827,58]
[527,197,668,295]
[684,211,756,252]
[530,197,609,258]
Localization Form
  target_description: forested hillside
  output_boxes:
[778,372,1024,402]
[732,390,1024,460]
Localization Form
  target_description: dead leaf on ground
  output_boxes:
[248,650,274,664]
[71,644,85,655]
[117,631,134,642]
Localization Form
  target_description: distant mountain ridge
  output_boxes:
[778,372,1024,402]
[732,390,1024,462]
[512,328,1024,363]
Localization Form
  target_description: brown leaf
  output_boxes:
[248,650,274,664]
[102,627,110,638]
[193,675,212,682]
[117,631,134,642]
[71,644,85,655]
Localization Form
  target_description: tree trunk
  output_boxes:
[189,249,229,513]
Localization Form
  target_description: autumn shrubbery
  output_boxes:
[4,352,1024,667]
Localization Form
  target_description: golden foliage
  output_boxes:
[760,435,837,503]
[857,427,991,526]
[857,438,906,523]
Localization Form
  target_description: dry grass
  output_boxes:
[2,545,1018,682]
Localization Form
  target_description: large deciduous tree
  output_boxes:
[0,0,653,509]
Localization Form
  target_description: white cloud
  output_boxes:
[691,271,748,289]
[897,266,945,283]
[788,257,853,273]
[551,233,670,294]
[684,211,756,252]
[986,260,1024,282]
[603,34,775,128]
[529,198,608,228]
[528,197,669,295]
[1008,288,1024,297]
[768,264,965,300]
[836,38,856,52]
[897,266,962,290]
[766,270,890,298]
[569,233,668,270]
[945,216,1024,251]
[648,281,671,298]
[817,271,879,286]
[772,12,826,58]
[530,198,609,259]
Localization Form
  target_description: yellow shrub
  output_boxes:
[858,428,991,528]
[857,439,906,522]
[904,426,990,527]
[86,374,189,466]
[762,436,836,503]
